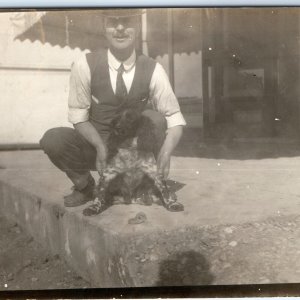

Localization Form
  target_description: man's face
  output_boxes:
[104,16,140,51]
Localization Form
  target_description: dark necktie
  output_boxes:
[115,64,127,101]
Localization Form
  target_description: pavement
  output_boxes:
[1,141,300,287]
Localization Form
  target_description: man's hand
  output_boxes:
[157,151,171,179]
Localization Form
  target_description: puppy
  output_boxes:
[83,108,184,216]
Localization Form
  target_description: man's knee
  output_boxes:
[141,110,167,156]
[40,127,74,157]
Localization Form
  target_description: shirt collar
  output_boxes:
[107,49,136,72]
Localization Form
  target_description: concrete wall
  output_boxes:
[156,51,203,99]
[0,12,87,145]
[0,68,70,144]
[156,52,204,128]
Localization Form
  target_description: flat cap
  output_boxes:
[101,8,144,18]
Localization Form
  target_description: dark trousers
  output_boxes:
[40,109,167,189]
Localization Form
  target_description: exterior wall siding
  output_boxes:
[0,12,88,145]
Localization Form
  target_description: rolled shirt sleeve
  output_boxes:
[68,54,91,124]
[149,63,186,129]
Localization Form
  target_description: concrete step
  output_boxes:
[2,150,300,286]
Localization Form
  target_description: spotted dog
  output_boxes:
[83,109,184,216]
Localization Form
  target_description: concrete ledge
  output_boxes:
[2,150,300,286]
[0,176,139,286]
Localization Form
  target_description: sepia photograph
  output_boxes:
[0,7,300,293]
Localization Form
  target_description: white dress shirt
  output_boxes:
[68,49,186,129]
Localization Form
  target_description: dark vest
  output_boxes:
[86,50,156,135]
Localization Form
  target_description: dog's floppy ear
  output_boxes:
[110,110,123,127]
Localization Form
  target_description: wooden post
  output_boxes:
[141,9,148,56]
[201,9,213,138]
[65,14,69,46]
[263,10,278,137]
[213,9,224,123]
[297,9,300,138]
[167,9,175,90]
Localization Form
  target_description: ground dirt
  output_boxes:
[0,216,91,291]
[2,212,300,290]
[124,214,300,286]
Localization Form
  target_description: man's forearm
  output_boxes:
[159,125,183,157]
[74,121,106,152]
[156,125,183,178]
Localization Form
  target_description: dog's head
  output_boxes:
[111,108,141,137]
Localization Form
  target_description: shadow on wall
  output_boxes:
[156,250,214,286]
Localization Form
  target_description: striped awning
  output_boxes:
[14,10,107,51]
[13,9,204,56]
[10,11,46,37]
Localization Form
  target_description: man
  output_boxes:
[40,8,186,215]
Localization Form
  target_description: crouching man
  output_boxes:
[40,9,186,215]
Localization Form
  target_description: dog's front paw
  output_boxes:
[83,198,108,216]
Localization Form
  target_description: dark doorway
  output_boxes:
[202,8,300,141]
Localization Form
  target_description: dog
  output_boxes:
[83,108,184,216]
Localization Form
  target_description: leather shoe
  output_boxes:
[64,176,95,207]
